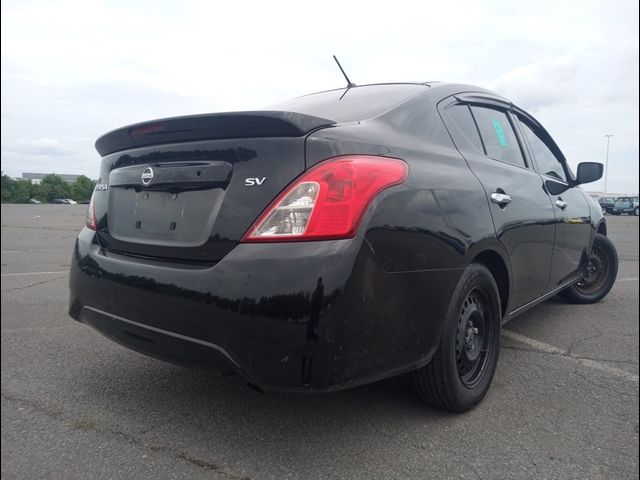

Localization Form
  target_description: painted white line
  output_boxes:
[1,271,67,277]
[574,358,639,383]
[502,329,639,383]
[617,277,639,282]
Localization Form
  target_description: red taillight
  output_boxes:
[86,192,97,230]
[242,155,408,242]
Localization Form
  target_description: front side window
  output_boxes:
[518,119,567,182]
[470,106,526,168]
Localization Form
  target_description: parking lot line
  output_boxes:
[617,277,639,282]
[503,329,639,383]
[1,271,68,277]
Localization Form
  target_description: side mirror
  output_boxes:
[575,162,603,185]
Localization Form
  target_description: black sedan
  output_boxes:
[69,82,618,412]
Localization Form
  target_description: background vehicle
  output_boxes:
[51,198,77,204]
[69,82,617,412]
[598,197,615,214]
[26,198,41,204]
[612,196,639,215]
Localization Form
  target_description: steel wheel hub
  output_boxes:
[583,257,602,282]
[455,289,493,387]
[464,320,481,360]
[577,246,609,293]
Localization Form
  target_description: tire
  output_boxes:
[635,207,639,216]
[601,206,607,215]
[413,264,501,412]
[558,233,618,304]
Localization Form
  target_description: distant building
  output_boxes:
[22,173,81,185]
[586,191,636,198]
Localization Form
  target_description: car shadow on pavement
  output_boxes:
[74,352,460,469]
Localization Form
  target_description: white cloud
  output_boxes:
[1,0,638,193]
[491,56,580,110]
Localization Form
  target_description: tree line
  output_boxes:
[1,173,96,203]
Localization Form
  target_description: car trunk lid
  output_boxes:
[93,112,334,262]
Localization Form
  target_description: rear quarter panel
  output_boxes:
[303,100,509,373]
[305,99,503,274]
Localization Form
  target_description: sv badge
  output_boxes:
[245,177,267,187]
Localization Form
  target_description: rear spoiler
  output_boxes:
[95,111,335,156]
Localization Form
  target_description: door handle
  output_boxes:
[556,199,568,210]
[491,192,512,205]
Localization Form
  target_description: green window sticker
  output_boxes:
[491,118,508,146]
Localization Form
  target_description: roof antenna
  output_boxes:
[333,55,356,89]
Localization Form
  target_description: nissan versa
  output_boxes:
[69,82,618,412]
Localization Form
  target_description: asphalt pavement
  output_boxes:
[1,204,638,480]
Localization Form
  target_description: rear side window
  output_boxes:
[518,119,567,182]
[446,104,484,152]
[470,106,526,168]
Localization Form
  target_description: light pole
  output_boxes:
[604,134,613,194]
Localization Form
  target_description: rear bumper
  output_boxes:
[69,228,463,392]
[78,305,242,372]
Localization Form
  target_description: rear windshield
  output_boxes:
[268,84,426,122]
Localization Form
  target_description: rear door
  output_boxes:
[513,114,592,289]
[441,98,556,310]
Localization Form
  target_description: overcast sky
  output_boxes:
[1,0,638,193]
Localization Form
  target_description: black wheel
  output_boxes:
[413,264,501,412]
[634,207,639,216]
[601,206,607,215]
[558,233,618,304]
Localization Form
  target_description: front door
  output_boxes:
[514,114,592,288]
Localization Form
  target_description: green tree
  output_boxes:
[29,182,46,202]
[40,174,71,202]
[71,175,95,202]
[1,175,35,203]
[1,174,14,202]
[10,179,32,203]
